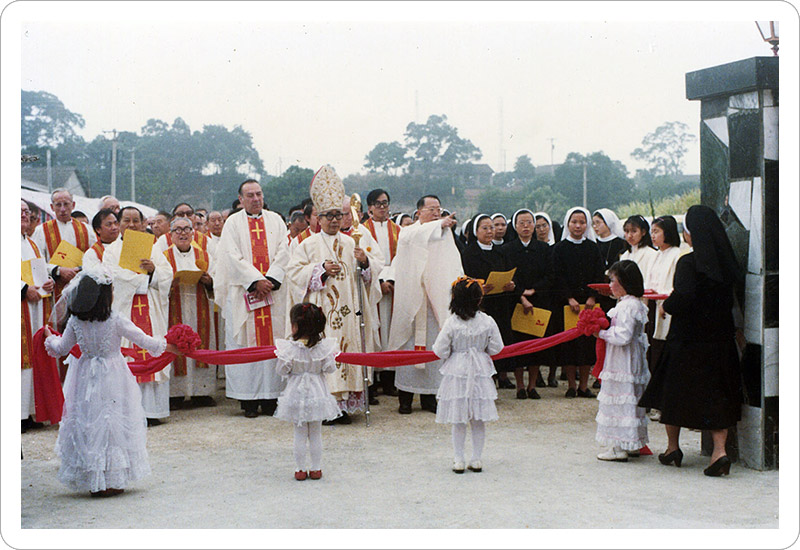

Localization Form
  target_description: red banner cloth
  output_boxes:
[31,328,65,424]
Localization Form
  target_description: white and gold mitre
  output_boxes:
[310,165,345,213]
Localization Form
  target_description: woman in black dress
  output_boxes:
[552,207,605,398]
[532,211,559,387]
[502,209,554,399]
[592,208,627,274]
[639,205,742,476]
[460,215,517,389]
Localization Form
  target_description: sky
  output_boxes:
[11,2,792,180]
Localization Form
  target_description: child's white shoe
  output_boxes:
[597,446,628,462]
[468,460,483,472]
[452,460,466,474]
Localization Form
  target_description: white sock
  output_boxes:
[452,423,467,461]
[293,423,309,471]
[308,421,323,471]
[470,420,486,462]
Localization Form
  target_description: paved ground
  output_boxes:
[16,375,782,542]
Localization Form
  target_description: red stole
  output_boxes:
[130,294,156,383]
[248,216,274,347]
[90,241,105,262]
[41,219,90,256]
[296,227,313,244]
[23,237,43,367]
[363,218,400,260]
[165,246,211,375]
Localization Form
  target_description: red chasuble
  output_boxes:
[130,294,156,383]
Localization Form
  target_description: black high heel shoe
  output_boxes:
[703,456,731,477]
[658,449,683,467]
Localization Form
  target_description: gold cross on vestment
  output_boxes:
[133,299,146,315]
[257,310,269,325]
[137,349,149,360]
[251,225,264,240]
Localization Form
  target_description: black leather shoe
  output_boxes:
[516,389,528,400]
[498,378,515,389]
[576,388,595,398]
[548,377,559,388]
[191,396,217,408]
[704,455,731,477]
[535,376,546,388]
[658,449,683,467]
[421,402,437,414]
[244,409,259,418]
[147,418,162,427]
[565,388,577,398]
[527,388,541,400]
[260,399,277,416]
[169,397,184,411]
[368,394,380,405]
[592,379,601,389]
[398,404,412,414]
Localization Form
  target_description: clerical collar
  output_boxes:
[597,234,616,242]
[518,238,531,247]
[492,239,503,246]
[565,235,586,244]
[246,211,262,219]
[372,218,388,226]
[176,247,193,255]
[477,241,493,251]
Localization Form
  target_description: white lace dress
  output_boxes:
[273,338,342,425]
[433,312,504,424]
[595,295,650,450]
[44,313,166,492]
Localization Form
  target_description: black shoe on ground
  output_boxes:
[368,394,380,405]
[548,378,559,388]
[565,388,577,398]
[498,378,515,389]
[535,377,546,388]
[147,418,162,427]
[527,388,541,400]
[260,399,277,416]
[244,409,259,418]
[191,395,217,408]
[169,397,184,411]
[323,411,352,425]
[592,380,601,389]
[516,388,528,400]
[398,404,413,414]
[576,388,596,398]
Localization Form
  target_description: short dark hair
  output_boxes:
[155,210,171,219]
[623,215,654,249]
[449,278,484,320]
[303,203,315,219]
[238,179,260,195]
[92,208,118,233]
[71,211,87,219]
[608,260,645,298]
[119,206,143,222]
[231,198,241,211]
[172,202,194,216]
[290,302,327,348]
[416,194,440,210]
[366,189,390,206]
[651,215,681,248]
[71,280,113,322]
[289,210,306,224]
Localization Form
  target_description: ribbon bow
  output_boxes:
[451,275,485,290]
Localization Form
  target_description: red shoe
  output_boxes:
[294,470,308,481]
[309,470,322,480]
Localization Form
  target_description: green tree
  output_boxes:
[554,151,634,212]
[262,165,315,216]
[514,154,536,181]
[21,90,85,150]
[631,121,697,176]
[404,114,481,173]
[364,141,407,174]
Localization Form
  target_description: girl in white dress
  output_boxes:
[434,276,504,474]
[593,260,650,462]
[43,266,178,497]
[274,303,341,481]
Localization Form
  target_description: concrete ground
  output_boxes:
[17,374,781,540]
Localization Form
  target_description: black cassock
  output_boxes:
[551,238,605,366]
[596,236,627,312]
[460,242,515,372]
[501,238,555,367]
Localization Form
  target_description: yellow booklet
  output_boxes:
[21,260,34,286]
[22,258,52,297]
[174,270,203,286]
[511,304,552,337]
[563,304,588,331]
[484,268,517,295]
[50,240,84,268]
[119,230,155,274]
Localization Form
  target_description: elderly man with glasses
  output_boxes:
[153,203,210,258]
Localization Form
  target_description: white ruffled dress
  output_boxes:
[433,312,504,424]
[595,295,650,450]
[44,313,166,492]
[273,338,342,425]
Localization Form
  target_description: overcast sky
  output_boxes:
[11,2,790,180]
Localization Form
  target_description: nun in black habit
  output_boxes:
[639,205,742,477]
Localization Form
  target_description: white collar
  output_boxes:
[565,235,585,244]
[518,238,531,247]
[246,211,262,219]
[597,234,616,242]
[492,239,503,245]
[477,241,493,251]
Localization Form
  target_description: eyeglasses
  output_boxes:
[321,212,344,221]
[373,200,390,208]
[171,226,193,235]
[174,210,193,218]
[421,206,443,214]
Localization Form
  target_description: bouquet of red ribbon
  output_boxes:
[166,324,202,354]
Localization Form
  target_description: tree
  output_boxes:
[555,151,634,212]
[513,155,536,180]
[631,121,697,176]
[22,90,85,150]
[262,165,315,216]
[364,141,407,174]
[404,114,481,171]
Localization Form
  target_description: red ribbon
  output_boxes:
[30,329,66,424]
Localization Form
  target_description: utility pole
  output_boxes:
[46,149,52,193]
[103,129,118,196]
[130,147,136,202]
[582,163,588,208]
[549,138,556,175]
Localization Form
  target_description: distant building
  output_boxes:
[21,166,88,197]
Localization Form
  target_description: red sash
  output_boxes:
[296,227,312,244]
[248,216,274,347]
[90,241,105,262]
[363,218,400,260]
[22,302,33,370]
[42,219,90,256]
[193,230,208,252]
[165,246,211,375]
[130,294,156,383]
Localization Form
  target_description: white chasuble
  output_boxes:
[212,210,289,400]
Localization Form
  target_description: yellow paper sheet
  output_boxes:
[50,240,84,268]
[119,230,155,274]
[175,270,203,286]
[563,304,588,331]
[484,268,517,295]
[21,260,34,286]
[511,304,552,337]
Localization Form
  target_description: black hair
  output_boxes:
[622,215,654,250]
[70,281,113,322]
[303,202,315,219]
[416,194,440,210]
[449,278,484,320]
[231,198,241,211]
[119,205,143,222]
[607,260,645,298]
[289,210,306,223]
[171,202,194,216]
[366,188,390,206]
[71,211,87,219]
[238,179,260,195]
[156,210,171,219]
[651,215,681,248]
[290,302,327,348]
[92,208,118,233]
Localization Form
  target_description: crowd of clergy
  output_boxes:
[21,165,687,431]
